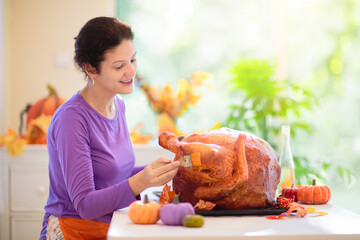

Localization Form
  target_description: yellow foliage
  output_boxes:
[142,71,220,138]
[31,114,52,133]
[306,207,328,216]
[140,71,212,119]
[0,128,27,157]
[129,123,153,144]
[156,113,186,137]
[25,114,52,144]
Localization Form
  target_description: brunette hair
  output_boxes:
[74,16,134,74]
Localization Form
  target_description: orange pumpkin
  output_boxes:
[128,194,160,224]
[22,84,66,144]
[298,179,331,205]
[26,84,66,126]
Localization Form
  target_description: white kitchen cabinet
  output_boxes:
[0,146,49,240]
[0,144,173,240]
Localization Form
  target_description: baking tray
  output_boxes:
[195,207,288,216]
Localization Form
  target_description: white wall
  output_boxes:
[1,0,116,133]
[0,0,3,133]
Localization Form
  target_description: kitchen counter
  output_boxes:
[107,189,360,240]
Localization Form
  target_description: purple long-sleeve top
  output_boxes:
[40,93,145,239]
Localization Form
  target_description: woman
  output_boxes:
[40,16,180,239]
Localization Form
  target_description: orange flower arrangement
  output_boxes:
[138,71,220,137]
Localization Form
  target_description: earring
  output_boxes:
[92,78,95,87]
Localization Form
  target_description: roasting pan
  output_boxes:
[153,190,287,216]
[195,207,288,216]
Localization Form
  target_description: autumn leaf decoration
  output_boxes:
[194,199,216,211]
[139,71,212,119]
[0,128,27,157]
[158,184,217,210]
[266,202,307,219]
[305,206,328,216]
[25,114,52,144]
[159,184,176,205]
[0,114,53,157]
[266,202,328,219]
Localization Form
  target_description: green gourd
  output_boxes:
[182,214,204,227]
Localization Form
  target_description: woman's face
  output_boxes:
[96,39,137,95]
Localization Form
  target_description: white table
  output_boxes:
[107,194,360,240]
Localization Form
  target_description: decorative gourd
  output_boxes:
[160,195,195,225]
[297,179,331,205]
[281,184,299,202]
[128,194,160,224]
[25,84,66,126]
[182,214,204,227]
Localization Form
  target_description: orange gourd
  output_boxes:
[26,84,66,126]
[297,179,331,204]
[128,194,160,224]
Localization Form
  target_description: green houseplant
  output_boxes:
[224,58,316,143]
[223,58,339,185]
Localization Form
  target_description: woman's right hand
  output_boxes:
[129,157,180,196]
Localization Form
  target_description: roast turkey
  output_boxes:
[159,128,281,209]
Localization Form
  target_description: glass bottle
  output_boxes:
[277,125,295,195]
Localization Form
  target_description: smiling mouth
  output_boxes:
[120,79,133,84]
